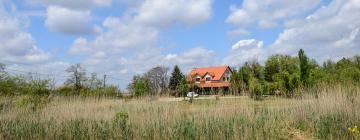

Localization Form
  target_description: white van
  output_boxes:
[187,92,199,98]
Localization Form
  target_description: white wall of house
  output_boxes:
[204,74,212,83]
[194,75,201,83]
[221,69,231,82]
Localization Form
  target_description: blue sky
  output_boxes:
[0,0,359,88]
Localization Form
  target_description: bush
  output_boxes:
[15,95,49,112]
[318,114,350,139]
[112,111,132,139]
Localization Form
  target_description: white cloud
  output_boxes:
[271,0,360,62]
[226,0,321,28]
[223,39,266,67]
[69,17,159,56]
[226,28,250,37]
[224,0,360,66]
[0,5,50,64]
[164,54,177,61]
[231,39,263,50]
[134,0,212,28]
[26,0,111,10]
[68,37,90,55]
[65,0,214,88]
[45,6,97,35]
[0,2,70,86]
[163,47,216,73]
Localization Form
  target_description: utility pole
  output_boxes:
[103,74,106,88]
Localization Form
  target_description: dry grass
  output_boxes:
[0,85,359,139]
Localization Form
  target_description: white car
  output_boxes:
[187,92,199,98]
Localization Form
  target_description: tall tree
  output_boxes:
[127,75,150,97]
[169,65,184,91]
[145,66,169,94]
[178,77,189,99]
[298,49,310,86]
[0,63,6,81]
[88,73,102,88]
[65,63,87,93]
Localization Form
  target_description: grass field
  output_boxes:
[0,85,359,140]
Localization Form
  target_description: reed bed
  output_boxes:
[0,85,359,140]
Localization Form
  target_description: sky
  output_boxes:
[0,0,359,88]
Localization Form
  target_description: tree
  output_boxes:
[168,65,184,92]
[128,75,151,97]
[265,55,299,82]
[299,49,310,86]
[178,77,189,100]
[145,66,169,95]
[353,55,360,69]
[65,63,87,94]
[0,63,7,81]
[88,73,102,88]
[230,69,243,95]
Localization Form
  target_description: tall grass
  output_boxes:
[0,85,359,140]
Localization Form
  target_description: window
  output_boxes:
[223,77,226,81]
[195,78,201,81]
[227,77,230,81]
[206,77,211,81]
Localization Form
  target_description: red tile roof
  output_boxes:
[198,82,230,88]
[187,66,231,81]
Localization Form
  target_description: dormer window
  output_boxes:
[195,78,201,81]
[206,77,211,81]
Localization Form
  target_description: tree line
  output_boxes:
[0,63,120,97]
[230,49,360,99]
[1,49,360,98]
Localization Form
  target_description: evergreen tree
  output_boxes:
[178,77,189,99]
[169,65,184,91]
[298,49,310,86]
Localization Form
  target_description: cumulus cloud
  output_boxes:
[0,2,71,86]
[223,39,266,67]
[164,47,216,71]
[45,6,98,35]
[134,0,212,28]
[26,0,111,10]
[270,0,360,62]
[64,0,214,88]
[226,0,321,28]
[0,5,50,65]
[224,0,360,66]
[69,17,159,56]
[226,28,250,37]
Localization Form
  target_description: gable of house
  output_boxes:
[187,66,232,82]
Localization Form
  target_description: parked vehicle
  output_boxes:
[187,92,199,98]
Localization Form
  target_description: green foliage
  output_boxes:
[318,114,349,139]
[57,85,120,97]
[299,49,311,86]
[231,49,360,98]
[169,65,184,91]
[265,54,299,82]
[65,63,87,93]
[178,77,189,98]
[248,77,267,100]
[113,111,132,139]
[15,95,49,112]
[127,75,151,97]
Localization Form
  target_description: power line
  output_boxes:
[107,76,128,81]
[4,68,130,86]
[6,68,54,76]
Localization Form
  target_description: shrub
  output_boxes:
[112,111,132,139]
[318,114,350,139]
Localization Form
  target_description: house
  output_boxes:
[187,66,232,94]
